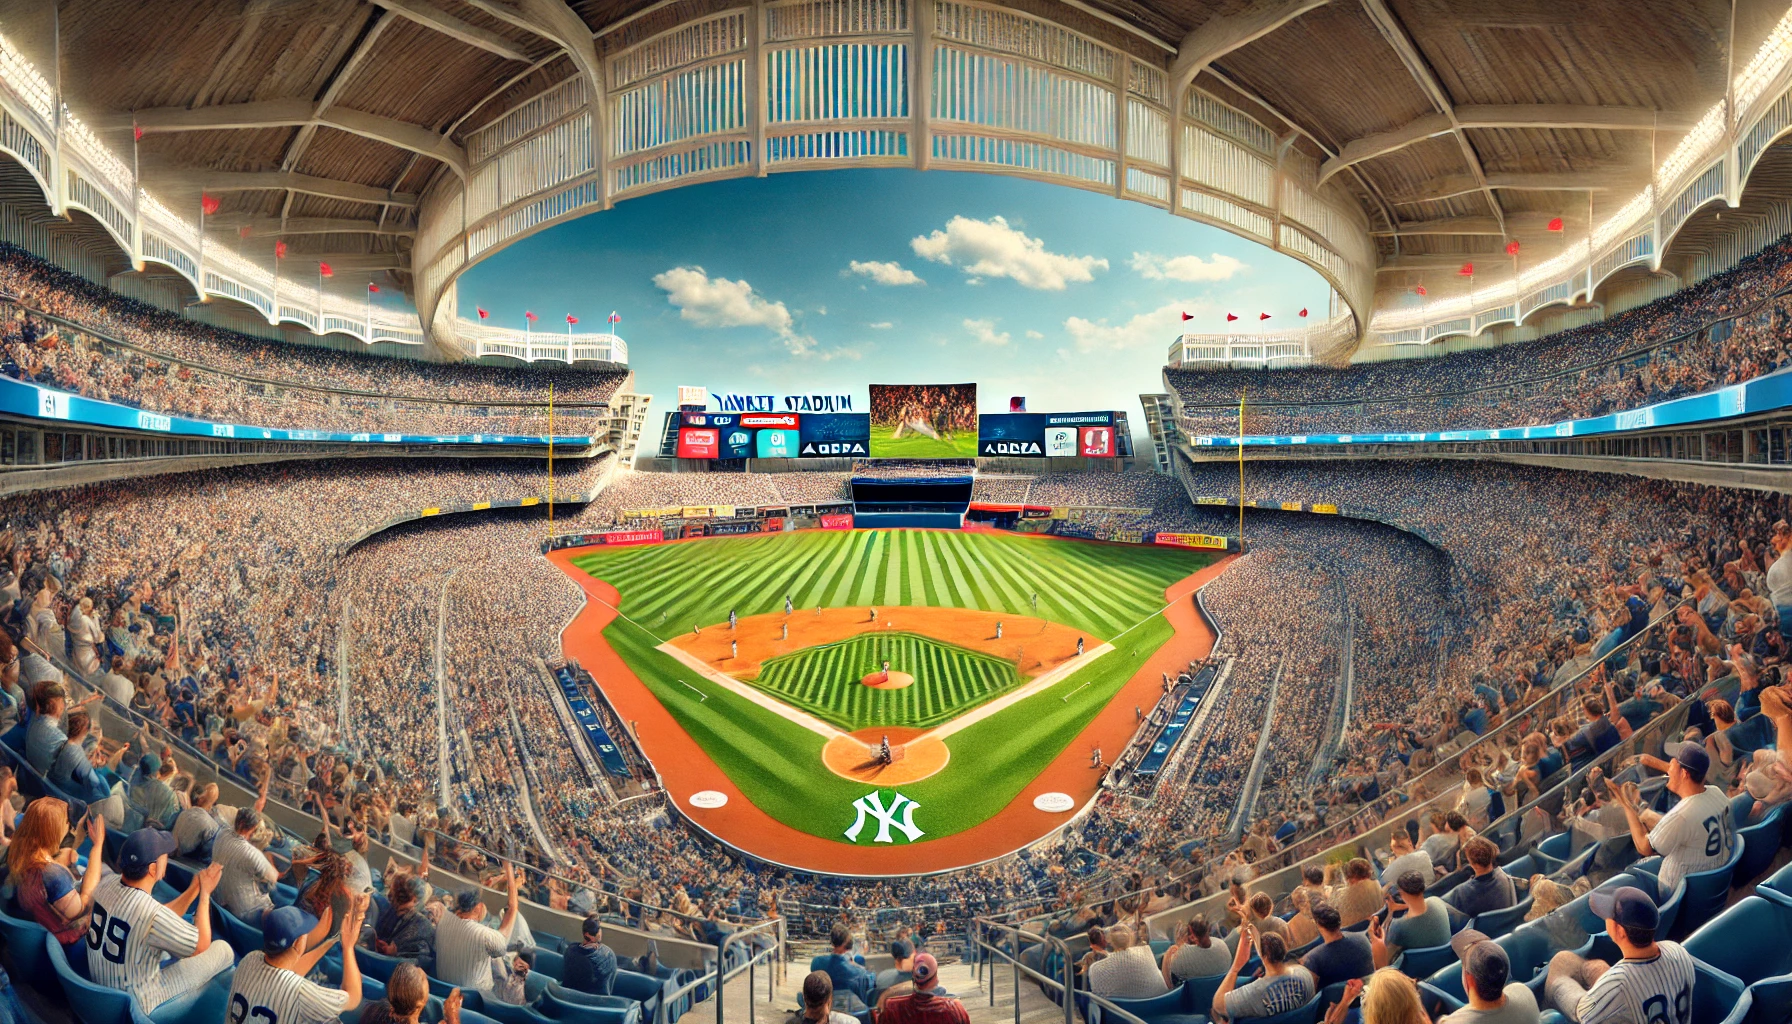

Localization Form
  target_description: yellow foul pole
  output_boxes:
[544,381,551,541]
[1237,388,1245,549]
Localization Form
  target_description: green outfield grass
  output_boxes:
[570,530,1215,846]
[569,528,1208,638]
[751,632,1024,731]
[867,423,979,458]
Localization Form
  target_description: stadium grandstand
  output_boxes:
[0,3,1789,1024]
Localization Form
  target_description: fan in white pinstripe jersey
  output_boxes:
[87,830,233,1012]
[228,897,372,1024]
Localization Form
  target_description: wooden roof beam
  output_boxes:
[146,169,417,207]
[131,101,466,178]
[369,0,531,62]
[207,215,416,237]
[1371,211,1591,236]
[1171,0,1333,91]
[1387,172,1646,205]
[1321,105,1695,184]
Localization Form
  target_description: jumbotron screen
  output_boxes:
[867,383,978,458]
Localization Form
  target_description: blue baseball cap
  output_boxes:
[1589,886,1659,931]
[262,906,320,953]
[118,829,176,876]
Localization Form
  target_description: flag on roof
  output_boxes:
[524,311,537,322]
[1225,313,1238,322]
[368,284,380,293]
[200,194,219,216]
[1259,313,1271,320]
[318,262,333,278]
[566,314,579,325]
[607,311,621,324]
[1298,308,1308,317]
[476,307,488,319]
[274,241,287,259]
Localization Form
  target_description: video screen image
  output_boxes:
[868,383,979,458]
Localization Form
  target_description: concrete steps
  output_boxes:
[682,957,1071,1024]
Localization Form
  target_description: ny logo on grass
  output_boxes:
[844,791,924,844]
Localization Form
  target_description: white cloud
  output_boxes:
[963,318,1011,346]
[1128,251,1246,283]
[1064,300,1203,353]
[1025,329,1044,340]
[865,321,894,329]
[848,260,924,286]
[652,265,814,355]
[911,215,1107,290]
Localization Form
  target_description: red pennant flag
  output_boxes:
[1459,262,1475,276]
[1414,285,1427,296]
[524,311,537,322]
[368,284,380,293]
[132,121,143,142]
[1298,308,1308,317]
[607,311,621,324]
[274,240,287,259]
[1547,217,1565,232]
[318,262,333,278]
[566,314,578,325]
[200,194,220,216]
[1505,241,1521,256]
[1259,312,1271,320]
[476,307,489,320]
[1225,313,1238,322]
[1180,311,1193,321]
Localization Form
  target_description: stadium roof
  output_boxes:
[12,0,1791,360]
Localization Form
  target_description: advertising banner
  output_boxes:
[797,413,871,457]
[1311,503,1339,514]
[1079,425,1115,457]
[1195,496,1228,505]
[1020,506,1054,519]
[1281,502,1303,511]
[980,412,1117,458]
[677,385,709,408]
[740,413,800,428]
[708,520,762,535]
[869,383,978,458]
[676,428,718,458]
[720,425,755,458]
[681,505,736,518]
[1154,532,1231,550]
[755,428,799,458]
[561,529,663,547]
[680,412,738,428]
[619,506,683,520]
[764,516,787,532]
[716,392,854,413]
[819,512,854,530]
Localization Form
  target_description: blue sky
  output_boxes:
[461,168,1329,428]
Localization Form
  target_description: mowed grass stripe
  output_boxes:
[754,631,1025,731]
[925,531,975,609]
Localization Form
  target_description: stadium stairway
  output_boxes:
[725,956,1050,1024]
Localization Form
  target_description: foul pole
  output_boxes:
[547,382,555,542]
[1237,388,1246,548]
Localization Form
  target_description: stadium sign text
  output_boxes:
[800,440,868,456]
[845,791,924,843]
[981,440,1043,456]
[717,392,854,413]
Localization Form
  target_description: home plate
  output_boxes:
[689,790,729,809]
[1033,792,1076,813]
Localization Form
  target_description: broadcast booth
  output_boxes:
[850,475,972,529]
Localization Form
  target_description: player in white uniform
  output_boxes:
[1612,744,1734,893]
[227,898,370,1024]
[1544,886,1697,1024]
[87,829,233,1012]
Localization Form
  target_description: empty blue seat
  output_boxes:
[1690,961,1745,1024]
[532,947,566,982]
[1632,836,1746,935]
[0,905,54,980]
[1532,832,1576,874]
[476,1000,555,1024]
[610,969,671,1021]
[425,975,485,1013]
[1763,860,1792,902]
[354,947,405,984]
[1471,896,1534,937]
[538,990,641,1024]
[1734,803,1787,883]
[1091,983,1194,1024]
[1715,971,1792,1024]
[1683,897,1792,985]
[1394,940,1458,980]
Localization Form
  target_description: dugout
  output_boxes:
[851,475,970,528]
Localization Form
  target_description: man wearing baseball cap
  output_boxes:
[878,952,969,1024]
[1542,886,1694,1023]
[86,828,233,1012]
[1440,929,1539,1024]
[1609,743,1733,895]
[227,898,370,1024]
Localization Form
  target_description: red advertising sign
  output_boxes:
[819,512,854,530]
[739,413,800,428]
[677,428,718,458]
[764,516,787,533]
[598,529,663,546]
[1079,426,1115,457]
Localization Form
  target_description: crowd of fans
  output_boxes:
[0,244,628,436]
[1169,233,1792,436]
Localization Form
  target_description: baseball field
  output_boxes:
[557,528,1223,873]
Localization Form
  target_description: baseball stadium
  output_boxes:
[3,2,1792,1024]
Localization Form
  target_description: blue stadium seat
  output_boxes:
[0,905,53,980]
[532,947,566,982]
[425,975,485,1013]
[1733,802,1788,883]
[1090,984,1197,1024]
[477,999,556,1024]
[1631,836,1745,935]
[44,929,236,1024]
[1393,940,1457,980]
[1470,896,1533,937]
[354,946,405,984]
[1690,961,1745,1024]
[611,968,673,1021]
[1531,832,1576,875]
[1178,974,1227,1019]
[1715,972,1792,1024]
[1683,897,1792,985]
[211,902,264,955]
[537,989,641,1024]
[1763,860,1792,902]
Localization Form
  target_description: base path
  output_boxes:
[548,544,1235,875]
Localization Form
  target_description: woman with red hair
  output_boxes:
[8,796,104,957]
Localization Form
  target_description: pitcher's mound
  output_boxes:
[822,731,949,784]
[861,670,914,689]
